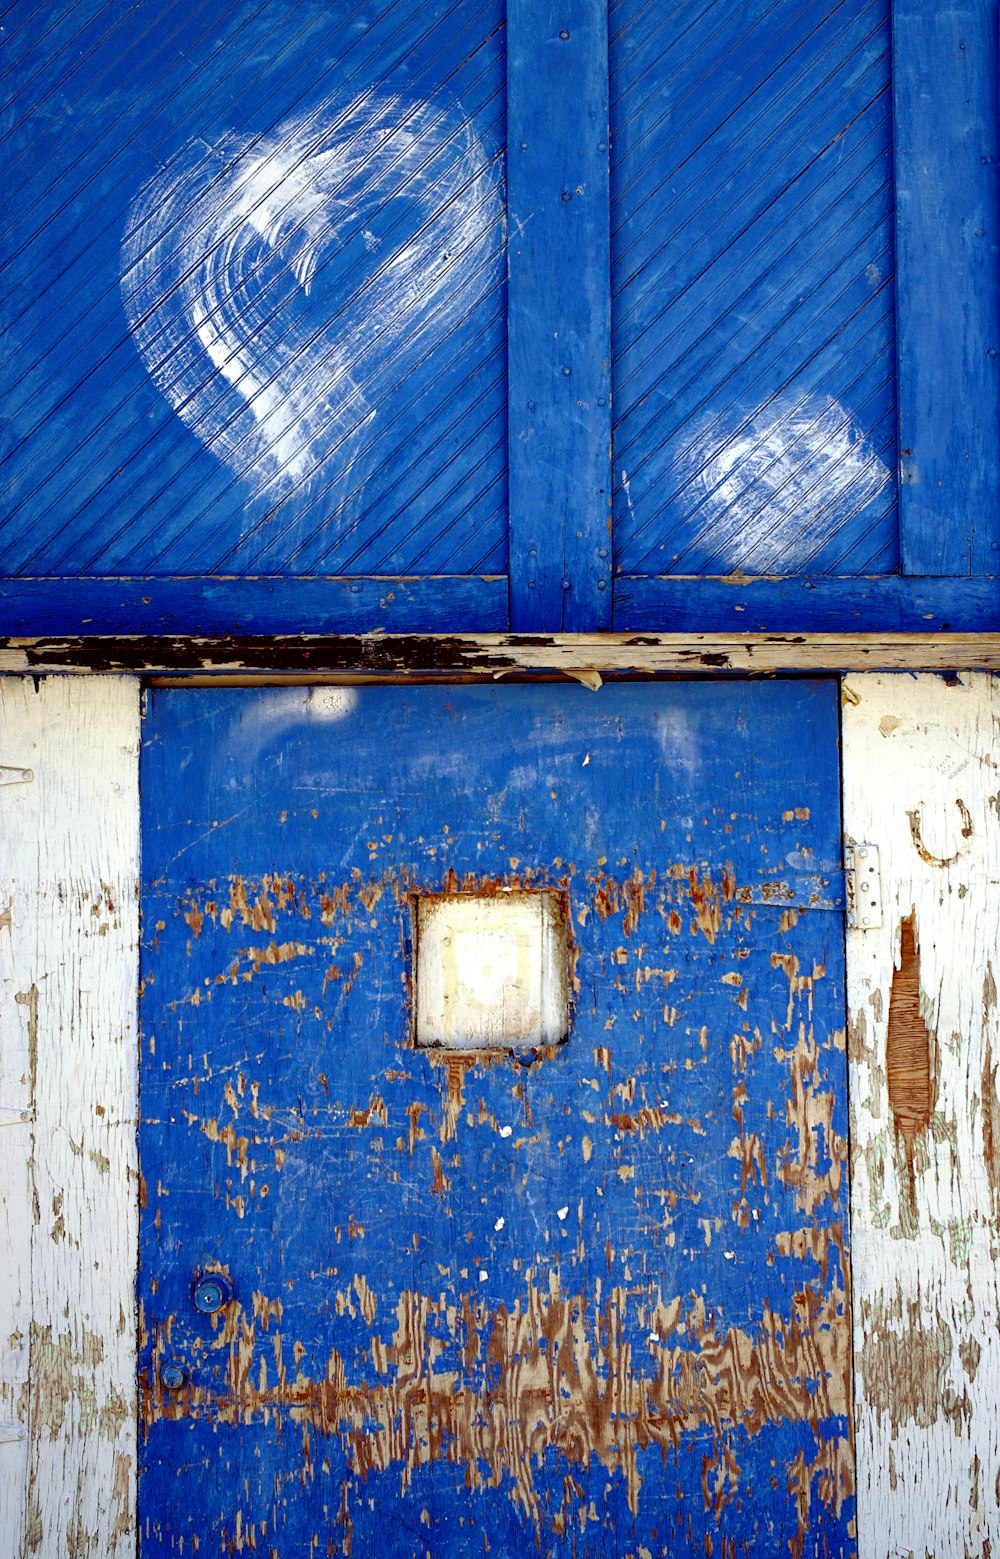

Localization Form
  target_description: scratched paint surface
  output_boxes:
[2,0,506,577]
[610,0,898,576]
[139,683,853,1555]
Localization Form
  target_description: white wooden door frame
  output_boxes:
[0,677,140,1557]
[844,673,1000,1557]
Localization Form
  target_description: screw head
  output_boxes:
[192,1273,232,1314]
[160,1362,187,1390]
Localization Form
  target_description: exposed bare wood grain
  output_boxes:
[0,679,140,1557]
[0,633,999,678]
[843,673,1000,1559]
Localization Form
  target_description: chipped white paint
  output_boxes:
[416,892,568,1049]
[0,677,140,1557]
[674,392,891,570]
[121,94,503,526]
[843,673,1000,1559]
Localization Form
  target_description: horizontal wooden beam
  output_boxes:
[0,577,509,636]
[1,633,999,677]
[615,575,1000,632]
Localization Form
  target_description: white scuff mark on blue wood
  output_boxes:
[673,392,891,572]
[120,94,504,521]
[226,686,360,766]
[621,467,636,525]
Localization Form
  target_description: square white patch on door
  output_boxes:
[414,893,569,1050]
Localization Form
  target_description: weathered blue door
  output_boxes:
[139,682,853,1555]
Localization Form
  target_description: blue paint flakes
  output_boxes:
[139,682,854,1555]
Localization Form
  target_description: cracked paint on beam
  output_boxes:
[0,631,999,677]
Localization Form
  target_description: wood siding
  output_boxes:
[0,678,140,1556]
[137,680,850,1553]
[3,0,999,640]
[844,672,1000,1558]
[0,671,998,1553]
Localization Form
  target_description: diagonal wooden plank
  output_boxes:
[610,0,898,580]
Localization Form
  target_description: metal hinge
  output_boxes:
[846,843,882,930]
[0,765,33,787]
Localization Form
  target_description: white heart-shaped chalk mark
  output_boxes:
[666,391,892,572]
[121,92,504,543]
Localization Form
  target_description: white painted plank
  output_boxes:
[0,678,140,1558]
[0,699,44,1558]
[843,672,1000,1558]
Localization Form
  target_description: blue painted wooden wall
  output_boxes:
[2,0,998,632]
[2,0,508,627]
[139,681,853,1555]
[611,0,899,577]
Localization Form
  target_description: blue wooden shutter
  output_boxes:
[611,0,1000,632]
[138,680,853,1555]
[1,0,510,633]
[3,0,999,636]
[611,0,899,574]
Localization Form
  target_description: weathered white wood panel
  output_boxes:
[844,672,1000,1558]
[0,678,140,1558]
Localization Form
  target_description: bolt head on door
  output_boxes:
[192,1273,232,1314]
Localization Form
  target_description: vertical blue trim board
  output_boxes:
[507,0,613,630]
[893,1,1000,575]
